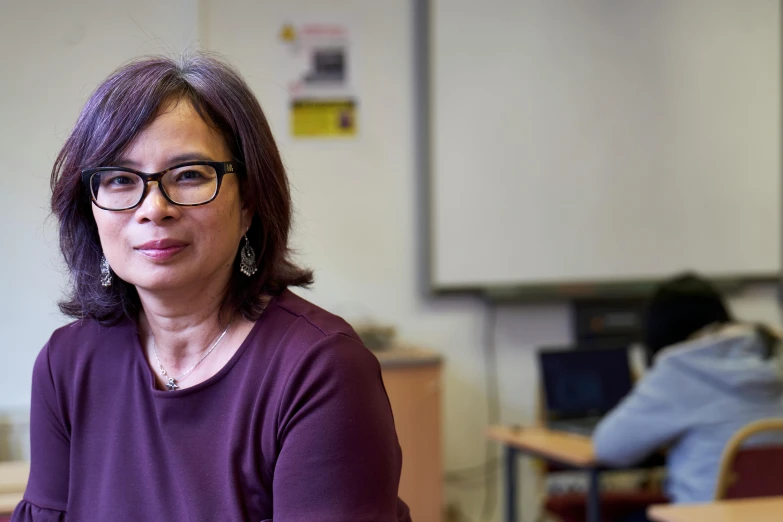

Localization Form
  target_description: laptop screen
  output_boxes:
[539,346,633,420]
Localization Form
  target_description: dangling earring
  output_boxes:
[100,254,112,287]
[240,235,258,276]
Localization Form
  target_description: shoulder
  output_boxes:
[267,289,361,341]
[264,290,369,362]
[41,317,136,381]
[638,327,758,401]
[264,296,390,444]
[262,290,380,390]
[654,324,759,367]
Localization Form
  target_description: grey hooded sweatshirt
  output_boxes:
[593,324,783,503]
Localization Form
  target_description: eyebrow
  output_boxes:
[115,152,215,169]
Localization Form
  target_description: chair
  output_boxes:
[544,490,669,522]
[534,384,669,522]
[714,418,783,500]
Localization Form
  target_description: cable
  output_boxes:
[444,457,501,481]
[445,463,502,491]
[479,299,501,521]
[445,300,505,520]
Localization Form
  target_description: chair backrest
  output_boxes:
[714,418,783,500]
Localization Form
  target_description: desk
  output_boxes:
[377,347,443,522]
[0,461,28,515]
[0,461,28,495]
[648,496,783,522]
[0,493,22,514]
[487,425,601,522]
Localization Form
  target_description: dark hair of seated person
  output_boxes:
[643,272,779,365]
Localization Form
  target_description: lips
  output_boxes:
[134,239,188,260]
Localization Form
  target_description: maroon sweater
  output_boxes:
[13,290,411,521]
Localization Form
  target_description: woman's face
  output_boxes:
[92,99,251,296]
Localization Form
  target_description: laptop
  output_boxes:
[538,346,633,436]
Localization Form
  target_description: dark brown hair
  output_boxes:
[643,272,732,360]
[643,272,780,364]
[52,53,313,325]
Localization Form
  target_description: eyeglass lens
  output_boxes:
[91,164,219,209]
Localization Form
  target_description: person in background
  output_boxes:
[13,53,410,522]
[594,273,783,513]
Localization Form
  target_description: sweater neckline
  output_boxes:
[130,295,280,398]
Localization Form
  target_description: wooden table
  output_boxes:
[0,461,28,495]
[487,425,601,522]
[378,347,443,522]
[0,461,28,515]
[648,496,783,522]
[0,492,22,514]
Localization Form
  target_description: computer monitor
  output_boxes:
[538,346,633,420]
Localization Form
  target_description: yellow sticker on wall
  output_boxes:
[279,23,296,43]
[290,99,357,137]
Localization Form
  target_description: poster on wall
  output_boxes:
[280,21,357,138]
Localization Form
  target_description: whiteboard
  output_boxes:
[430,0,781,293]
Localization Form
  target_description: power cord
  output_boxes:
[442,299,505,521]
[479,299,501,521]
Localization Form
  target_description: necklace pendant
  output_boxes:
[166,378,179,391]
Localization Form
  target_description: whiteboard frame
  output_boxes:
[415,0,782,301]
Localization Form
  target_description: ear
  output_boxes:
[240,205,253,235]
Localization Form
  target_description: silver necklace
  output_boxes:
[151,322,232,391]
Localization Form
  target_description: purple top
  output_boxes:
[13,290,411,521]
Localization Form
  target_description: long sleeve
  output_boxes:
[593,360,688,467]
[272,333,411,522]
[11,344,69,521]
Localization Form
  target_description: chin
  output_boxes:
[120,273,192,293]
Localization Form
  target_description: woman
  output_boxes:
[594,273,783,516]
[13,54,411,521]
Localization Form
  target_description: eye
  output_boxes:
[110,175,134,185]
[179,169,205,180]
[100,173,139,188]
[173,169,212,184]
[167,164,217,185]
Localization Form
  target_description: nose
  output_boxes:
[134,181,181,224]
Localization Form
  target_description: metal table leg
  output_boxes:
[505,445,518,522]
[587,467,602,522]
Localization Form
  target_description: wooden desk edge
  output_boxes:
[485,425,597,468]
[0,461,29,495]
[0,492,23,515]
[373,345,443,369]
[647,502,674,521]
[647,497,783,522]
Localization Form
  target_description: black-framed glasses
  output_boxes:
[81,161,243,211]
